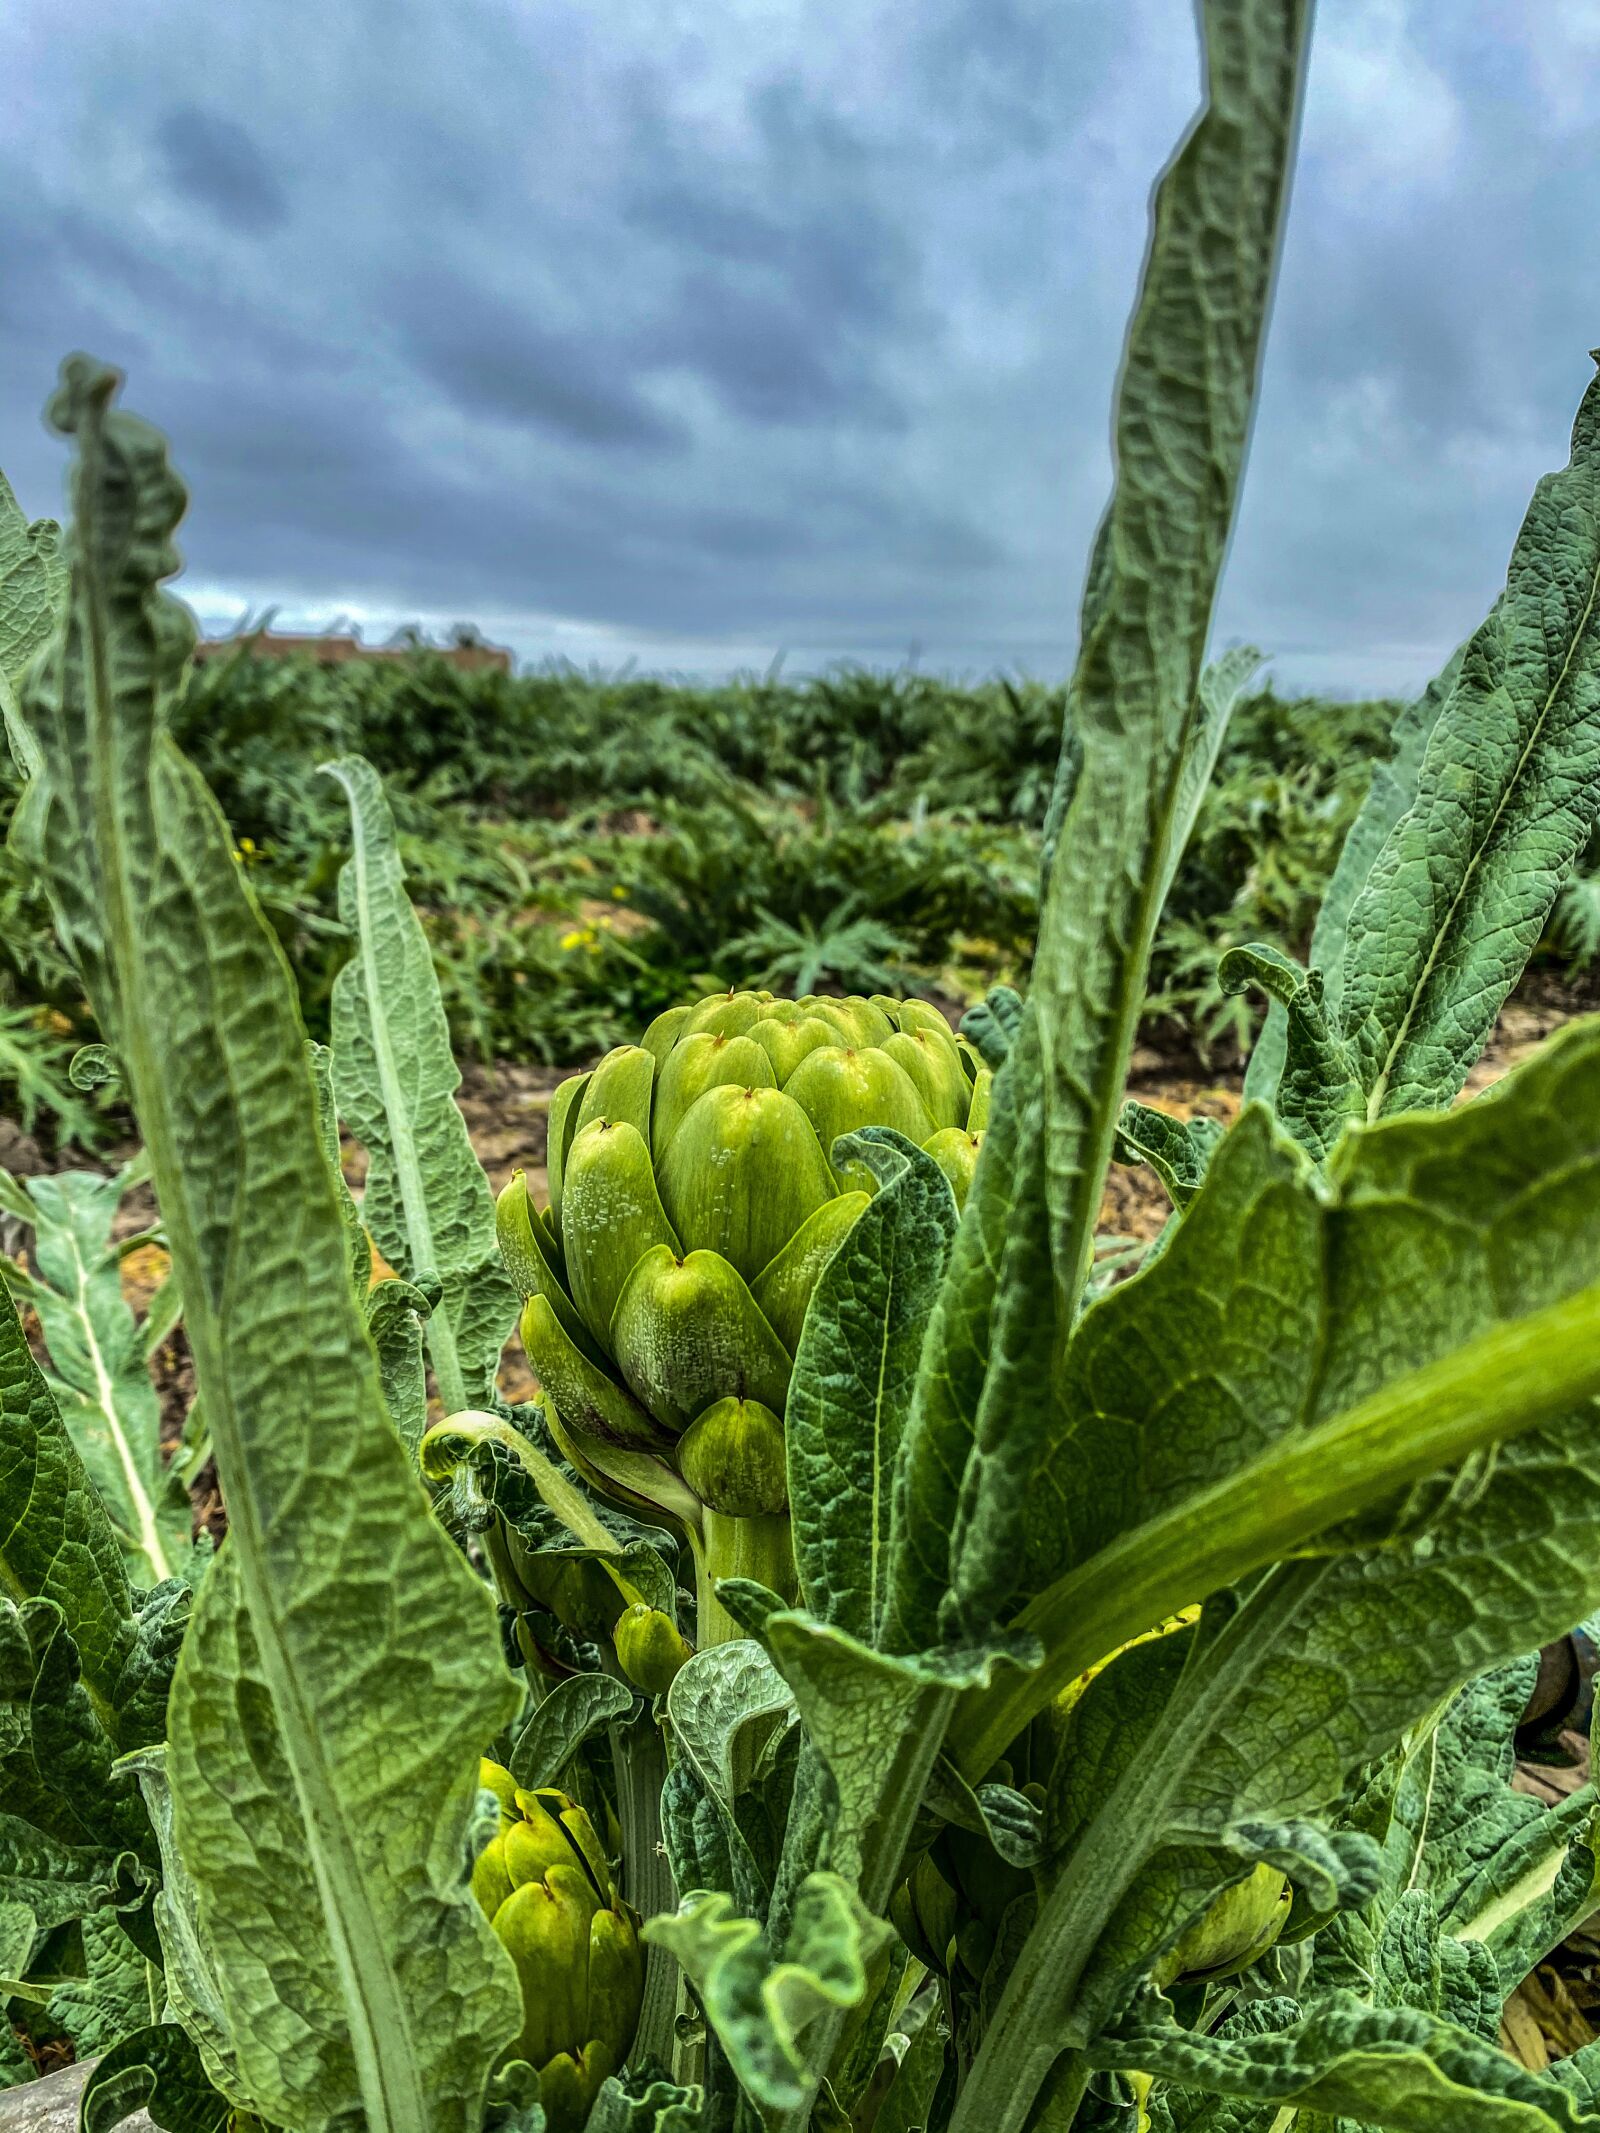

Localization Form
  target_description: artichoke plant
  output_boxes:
[472,1760,643,2133]
[498,989,989,1647]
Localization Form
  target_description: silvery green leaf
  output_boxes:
[323,752,516,1412]
[1215,945,1364,1159]
[1025,0,1309,1316]
[10,359,520,2133]
[786,1129,955,1644]
[308,1039,372,1298]
[0,466,63,777]
[959,986,1023,1071]
[961,1017,1600,1767]
[884,1005,1064,1656]
[365,1276,432,1461]
[1245,646,1464,1107]
[1101,1987,1600,2131]
[668,1641,794,1812]
[643,1875,891,2114]
[1112,1102,1225,1215]
[47,1907,156,2059]
[509,1672,635,1791]
[1,1165,189,1586]
[0,1275,136,1737]
[585,2072,707,2133]
[1342,371,1600,1119]
[78,2022,230,2133]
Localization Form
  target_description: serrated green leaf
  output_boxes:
[956,1018,1600,1772]
[48,1907,156,2059]
[1215,946,1363,1160]
[9,359,520,2133]
[1102,1988,1600,2131]
[786,1130,955,1644]
[1245,646,1464,1107]
[0,1273,135,1735]
[1343,372,1600,1119]
[1112,1102,1225,1214]
[2,1165,189,1586]
[509,1672,635,1791]
[643,1875,891,2113]
[882,1005,1044,1655]
[1025,0,1309,1313]
[0,467,63,777]
[323,752,516,1412]
[78,2021,230,2133]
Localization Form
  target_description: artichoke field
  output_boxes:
[499,987,990,1646]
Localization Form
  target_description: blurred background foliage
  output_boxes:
[5,646,1595,1147]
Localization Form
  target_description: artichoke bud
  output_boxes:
[658,1083,834,1282]
[679,1396,787,1516]
[783,1045,935,1185]
[651,1031,776,1158]
[1162,1865,1290,1986]
[611,1246,791,1432]
[560,1120,680,1345]
[680,989,768,1041]
[515,990,969,1563]
[882,1027,969,1129]
[967,1065,994,1134]
[923,1127,982,1212]
[612,1601,693,1692]
[475,1766,644,2133]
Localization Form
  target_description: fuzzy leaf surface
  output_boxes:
[10,360,520,2133]
[324,753,516,1411]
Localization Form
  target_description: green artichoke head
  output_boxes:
[502,990,985,1528]
[1160,1863,1291,1987]
[474,1760,643,2133]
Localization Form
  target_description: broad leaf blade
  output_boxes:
[954,1017,1600,1774]
[1344,372,1600,1117]
[324,753,516,1413]
[1245,646,1464,1105]
[10,360,520,2133]
[1028,0,1310,1310]
[0,1272,134,1729]
[0,467,63,775]
[785,1129,955,1644]
[4,1166,188,1585]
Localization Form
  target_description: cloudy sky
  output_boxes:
[5,1,1598,691]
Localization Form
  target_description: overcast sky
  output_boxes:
[5,1,1599,692]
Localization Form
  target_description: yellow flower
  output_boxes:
[610,885,628,900]
[559,929,587,952]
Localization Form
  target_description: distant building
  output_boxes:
[194,629,513,675]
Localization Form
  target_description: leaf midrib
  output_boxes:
[75,403,433,2133]
[1365,545,1600,1118]
[337,764,467,1416]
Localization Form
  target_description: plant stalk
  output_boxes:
[694,1510,793,1648]
[611,1714,677,2069]
[948,1566,1328,2133]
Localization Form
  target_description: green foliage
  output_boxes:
[10,5,1600,2133]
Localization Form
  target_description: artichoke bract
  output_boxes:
[499,989,987,1643]
[473,1760,643,2132]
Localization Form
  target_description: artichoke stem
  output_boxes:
[611,1715,677,2070]
[696,1510,795,1648]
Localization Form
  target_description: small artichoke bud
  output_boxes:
[613,1601,692,1693]
[679,1396,788,1516]
[473,1769,644,2133]
[1162,1864,1290,1986]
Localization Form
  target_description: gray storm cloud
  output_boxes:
[3,0,1598,689]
